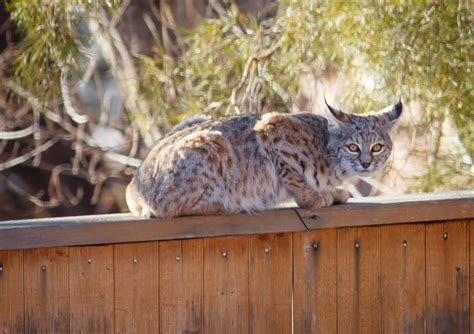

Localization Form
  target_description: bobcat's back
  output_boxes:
[127,114,306,217]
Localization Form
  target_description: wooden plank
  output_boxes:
[0,250,24,333]
[298,190,474,230]
[337,226,382,334]
[24,247,69,333]
[204,236,249,334]
[426,220,469,333]
[380,224,425,333]
[0,209,305,250]
[470,219,474,333]
[249,233,292,334]
[69,245,114,334]
[293,229,337,334]
[160,239,203,334]
[114,242,159,333]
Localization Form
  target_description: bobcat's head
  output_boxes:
[325,99,403,176]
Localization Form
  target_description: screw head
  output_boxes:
[133,258,139,264]
[0,266,3,273]
[222,251,228,257]
[355,242,360,249]
[175,256,181,261]
[87,259,92,264]
[264,248,270,254]
[403,240,408,247]
[312,242,319,250]
[41,265,47,271]
[443,232,448,240]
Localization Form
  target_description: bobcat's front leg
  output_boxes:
[279,165,334,209]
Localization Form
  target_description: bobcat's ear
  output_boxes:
[324,98,351,128]
[378,100,403,130]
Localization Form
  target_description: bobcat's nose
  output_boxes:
[361,162,371,169]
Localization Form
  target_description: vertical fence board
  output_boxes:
[249,233,292,334]
[204,236,249,334]
[471,219,474,333]
[24,247,69,333]
[426,220,469,333]
[0,250,24,334]
[69,245,114,334]
[380,224,425,333]
[293,229,337,334]
[160,239,203,334]
[337,227,381,334]
[114,242,159,334]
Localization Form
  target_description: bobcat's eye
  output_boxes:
[346,144,359,152]
[371,144,383,153]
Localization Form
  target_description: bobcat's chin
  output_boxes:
[356,170,372,177]
[354,166,384,177]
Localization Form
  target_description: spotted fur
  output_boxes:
[126,101,402,217]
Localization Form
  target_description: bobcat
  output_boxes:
[126,100,402,218]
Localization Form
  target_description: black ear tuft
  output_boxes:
[324,98,351,124]
[378,100,403,129]
[388,100,403,122]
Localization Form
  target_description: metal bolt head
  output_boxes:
[222,251,228,257]
[133,258,139,264]
[41,265,47,271]
[175,256,181,261]
[403,240,408,247]
[355,242,360,249]
[264,248,270,254]
[312,242,319,250]
[443,232,448,240]
[0,265,3,273]
[87,259,92,264]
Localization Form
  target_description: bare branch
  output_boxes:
[60,67,89,124]
[104,151,142,168]
[0,125,34,140]
[0,174,59,208]
[0,137,59,171]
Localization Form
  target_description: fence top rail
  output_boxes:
[1,190,473,250]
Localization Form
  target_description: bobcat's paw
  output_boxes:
[332,188,349,204]
[296,192,333,209]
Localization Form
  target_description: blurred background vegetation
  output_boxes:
[0,0,472,219]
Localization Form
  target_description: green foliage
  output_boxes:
[5,0,473,192]
[139,1,473,191]
[6,0,119,101]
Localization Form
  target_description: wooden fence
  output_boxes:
[1,191,473,333]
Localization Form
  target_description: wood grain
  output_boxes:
[293,229,337,334]
[114,242,159,333]
[69,245,114,334]
[249,233,292,334]
[24,247,69,333]
[337,227,382,334]
[204,236,249,334]
[160,239,203,334]
[298,191,474,230]
[0,250,24,334]
[426,220,469,333]
[0,209,305,250]
[380,224,425,333]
